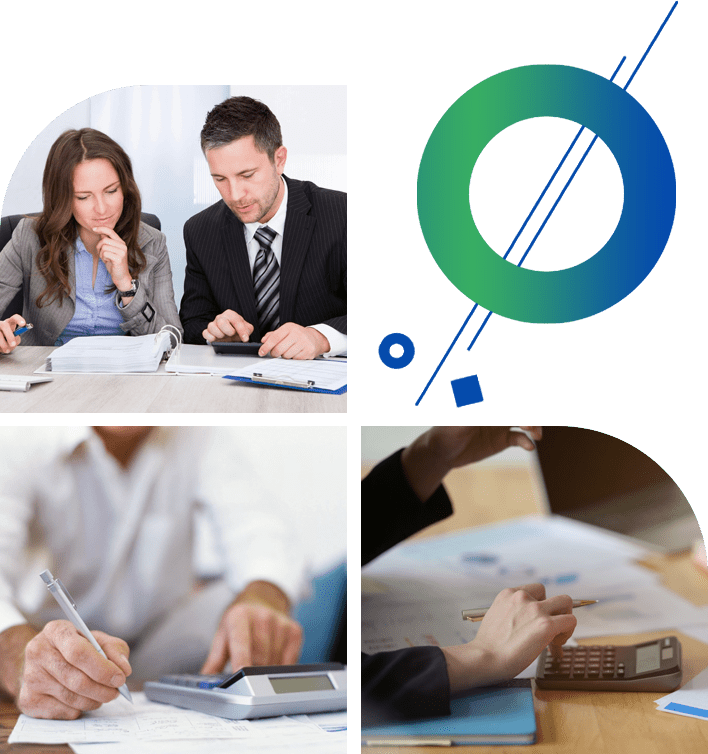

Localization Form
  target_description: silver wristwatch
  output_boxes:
[118,278,139,297]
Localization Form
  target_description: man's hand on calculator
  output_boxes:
[201,580,303,674]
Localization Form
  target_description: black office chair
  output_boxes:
[0,212,161,320]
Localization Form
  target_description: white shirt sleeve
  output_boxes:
[196,429,309,606]
[0,441,41,634]
[308,324,347,358]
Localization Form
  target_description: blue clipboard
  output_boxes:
[223,374,347,394]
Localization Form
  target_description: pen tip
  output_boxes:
[120,687,133,703]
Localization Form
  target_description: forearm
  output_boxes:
[0,623,38,699]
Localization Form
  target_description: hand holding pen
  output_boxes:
[0,316,31,354]
[12,570,132,720]
[442,583,578,694]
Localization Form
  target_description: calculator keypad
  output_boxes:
[543,646,622,680]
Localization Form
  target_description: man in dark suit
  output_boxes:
[179,97,346,359]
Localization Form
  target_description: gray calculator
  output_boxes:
[144,663,347,720]
[535,636,682,691]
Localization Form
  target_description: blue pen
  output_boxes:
[13,323,33,337]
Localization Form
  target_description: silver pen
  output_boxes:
[462,599,598,622]
[40,570,133,703]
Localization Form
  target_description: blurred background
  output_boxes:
[1,85,346,305]
[362,425,702,553]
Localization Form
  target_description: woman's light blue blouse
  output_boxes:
[54,237,124,346]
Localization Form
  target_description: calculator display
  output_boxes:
[270,675,334,694]
[635,644,660,674]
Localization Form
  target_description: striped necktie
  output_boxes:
[253,225,280,336]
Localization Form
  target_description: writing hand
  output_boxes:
[16,620,131,719]
[0,315,27,354]
[443,583,576,693]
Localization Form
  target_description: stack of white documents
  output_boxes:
[362,515,708,655]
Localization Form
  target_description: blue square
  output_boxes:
[451,374,484,407]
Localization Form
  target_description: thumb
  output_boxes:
[201,628,228,674]
[94,631,132,677]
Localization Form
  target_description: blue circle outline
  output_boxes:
[379,333,415,369]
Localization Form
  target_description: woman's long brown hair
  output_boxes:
[34,128,146,307]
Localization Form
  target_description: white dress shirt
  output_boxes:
[0,428,307,643]
[243,178,347,357]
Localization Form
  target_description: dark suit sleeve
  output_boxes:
[361,450,454,724]
[362,648,451,725]
[179,218,221,344]
[362,450,453,566]
[319,203,346,334]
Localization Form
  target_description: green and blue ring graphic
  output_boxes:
[417,65,676,323]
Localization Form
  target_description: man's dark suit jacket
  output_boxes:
[179,176,346,345]
[362,451,454,724]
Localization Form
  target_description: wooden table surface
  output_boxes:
[0,699,70,753]
[0,346,346,413]
[362,462,708,753]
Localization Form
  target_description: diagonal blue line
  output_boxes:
[465,2,677,352]
[413,303,481,408]
[415,3,677,404]
[468,311,493,351]
[515,133,600,272]
[415,59,625,406]
[502,56,626,264]
[623,1,677,91]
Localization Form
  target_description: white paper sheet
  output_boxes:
[365,515,650,587]
[677,624,708,645]
[69,731,347,754]
[9,692,256,744]
[655,666,708,720]
[227,358,347,391]
[362,516,708,653]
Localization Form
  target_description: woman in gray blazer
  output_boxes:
[0,128,181,353]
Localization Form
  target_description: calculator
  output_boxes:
[535,636,682,691]
[211,341,263,356]
[144,663,346,720]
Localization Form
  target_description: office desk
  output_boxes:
[0,346,346,413]
[362,463,708,754]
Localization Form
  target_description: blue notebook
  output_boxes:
[362,679,537,746]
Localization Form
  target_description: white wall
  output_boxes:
[229,425,347,574]
[2,85,346,305]
[228,85,347,192]
[192,426,346,581]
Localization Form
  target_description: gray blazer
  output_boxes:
[0,218,182,346]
